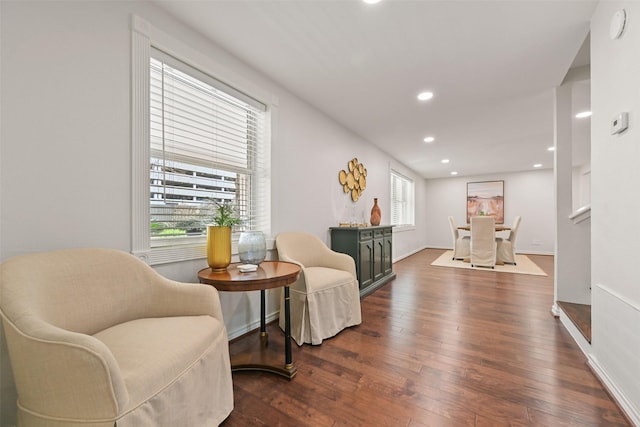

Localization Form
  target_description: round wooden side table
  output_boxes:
[198,261,301,379]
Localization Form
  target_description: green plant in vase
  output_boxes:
[207,201,242,272]
[210,201,243,227]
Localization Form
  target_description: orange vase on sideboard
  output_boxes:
[370,198,381,226]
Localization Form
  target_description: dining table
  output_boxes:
[458,224,511,232]
[457,223,511,265]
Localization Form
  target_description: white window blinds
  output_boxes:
[149,48,270,250]
[390,170,414,226]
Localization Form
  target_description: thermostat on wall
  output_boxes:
[611,112,629,135]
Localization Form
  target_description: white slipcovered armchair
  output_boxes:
[0,248,233,427]
[275,232,362,345]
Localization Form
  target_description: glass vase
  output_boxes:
[238,231,266,265]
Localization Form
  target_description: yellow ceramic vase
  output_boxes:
[207,226,232,272]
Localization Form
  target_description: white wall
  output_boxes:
[590,1,640,423]
[0,2,428,424]
[424,170,555,255]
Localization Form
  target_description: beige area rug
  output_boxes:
[431,250,547,276]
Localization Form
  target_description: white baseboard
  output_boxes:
[226,311,280,341]
[557,289,640,427]
[422,246,554,257]
[557,306,592,355]
[588,355,640,426]
[393,245,429,263]
[519,249,554,256]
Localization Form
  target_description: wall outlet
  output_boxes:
[532,239,542,246]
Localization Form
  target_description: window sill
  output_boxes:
[393,224,415,233]
[139,236,276,266]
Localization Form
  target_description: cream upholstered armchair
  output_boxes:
[497,216,522,265]
[275,232,362,345]
[448,216,470,260]
[0,248,233,427]
[470,216,497,268]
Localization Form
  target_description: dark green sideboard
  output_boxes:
[329,226,396,298]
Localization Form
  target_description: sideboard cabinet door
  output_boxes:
[359,238,374,290]
[330,226,396,298]
[383,228,393,276]
[373,229,385,282]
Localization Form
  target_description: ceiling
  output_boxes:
[152,0,595,179]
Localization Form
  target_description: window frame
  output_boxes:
[131,16,274,265]
[389,169,415,228]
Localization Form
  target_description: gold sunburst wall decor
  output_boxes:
[338,157,367,202]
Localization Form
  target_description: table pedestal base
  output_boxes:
[229,328,298,380]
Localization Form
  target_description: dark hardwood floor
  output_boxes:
[557,301,592,343]
[222,248,629,426]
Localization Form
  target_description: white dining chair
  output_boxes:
[470,216,497,268]
[497,216,521,265]
[448,216,470,260]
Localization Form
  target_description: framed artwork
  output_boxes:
[466,180,504,224]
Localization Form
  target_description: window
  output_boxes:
[132,18,271,265]
[149,49,268,241]
[390,170,414,226]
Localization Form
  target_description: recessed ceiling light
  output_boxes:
[547,146,555,151]
[533,163,543,168]
[423,136,435,143]
[417,91,434,101]
[441,159,450,164]
[451,171,458,176]
[575,111,592,119]
[363,0,381,3]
